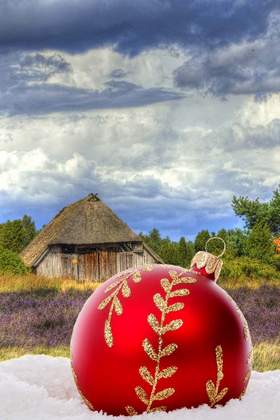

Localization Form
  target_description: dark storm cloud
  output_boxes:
[0,52,71,88]
[2,80,183,116]
[174,13,280,97]
[0,0,278,55]
[20,53,71,82]
[0,52,183,115]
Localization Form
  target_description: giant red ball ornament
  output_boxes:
[71,249,252,415]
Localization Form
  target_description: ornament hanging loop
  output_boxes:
[205,236,226,258]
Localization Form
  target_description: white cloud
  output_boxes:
[1,40,280,237]
[1,89,280,237]
[46,46,187,90]
[239,94,280,127]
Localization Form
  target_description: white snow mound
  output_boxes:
[0,355,279,420]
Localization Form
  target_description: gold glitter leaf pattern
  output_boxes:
[99,267,152,347]
[161,319,183,334]
[169,271,197,286]
[177,276,198,284]
[105,278,123,292]
[239,349,253,399]
[153,388,175,401]
[158,366,177,379]
[135,386,149,405]
[114,296,123,315]
[166,302,184,313]
[125,406,138,416]
[160,278,171,293]
[160,343,178,357]
[104,319,113,348]
[98,294,114,310]
[143,338,158,361]
[147,313,161,334]
[153,293,166,311]
[132,271,141,282]
[139,366,154,386]
[121,281,131,298]
[216,388,228,401]
[169,289,190,298]
[206,345,228,407]
[132,269,194,413]
[149,406,167,413]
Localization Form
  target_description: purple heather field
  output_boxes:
[0,286,279,349]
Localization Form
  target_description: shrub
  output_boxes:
[0,215,36,254]
[272,254,280,271]
[220,257,280,288]
[0,246,28,275]
[246,222,274,262]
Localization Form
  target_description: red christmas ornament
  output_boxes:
[70,238,252,415]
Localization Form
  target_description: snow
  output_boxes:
[0,355,279,420]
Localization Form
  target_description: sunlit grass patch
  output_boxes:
[253,340,280,371]
[219,257,280,289]
[0,346,70,361]
[0,274,100,293]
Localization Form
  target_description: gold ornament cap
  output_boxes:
[190,237,226,281]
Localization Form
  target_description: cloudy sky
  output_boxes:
[1,0,280,239]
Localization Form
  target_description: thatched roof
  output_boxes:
[21,194,144,267]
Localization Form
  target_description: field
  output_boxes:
[0,273,279,371]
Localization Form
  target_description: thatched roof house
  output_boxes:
[21,193,163,281]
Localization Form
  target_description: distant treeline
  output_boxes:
[141,185,280,267]
[1,186,280,276]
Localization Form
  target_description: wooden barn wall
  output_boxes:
[35,246,63,278]
[36,246,159,281]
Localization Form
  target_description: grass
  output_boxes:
[0,346,70,361]
[0,270,279,293]
[253,341,280,371]
[0,342,279,372]
[219,276,280,289]
[219,257,280,289]
[0,273,100,293]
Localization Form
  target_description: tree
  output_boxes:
[177,237,195,267]
[225,229,248,257]
[246,222,274,262]
[139,228,162,255]
[232,185,280,235]
[0,246,28,275]
[21,215,36,248]
[0,215,37,254]
[194,230,211,252]
[159,238,179,265]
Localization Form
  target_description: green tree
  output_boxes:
[232,185,280,235]
[21,215,36,248]
[246,222,274,262]
[225,229,248,257]
[0,215,36,253]
[0,246,28,275]
[194,230,211,252]
[177,237,188,266]
[159,238,180,265]
[177,237,195,267]
[139,228,162,255]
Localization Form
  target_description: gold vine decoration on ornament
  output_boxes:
[98,266,153,347]
[125,270,197,415]
[239,348,253,399]
[206,345,228,407]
